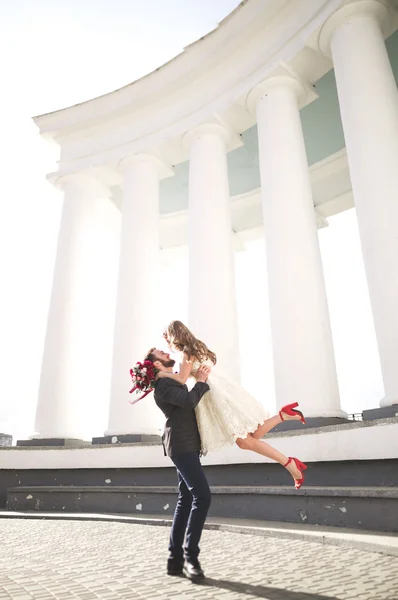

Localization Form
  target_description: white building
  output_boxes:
[1,0,398,532]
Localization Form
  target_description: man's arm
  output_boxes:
[155,378,209,409]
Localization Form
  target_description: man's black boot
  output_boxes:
[167,558,183,576]
[183,559,205,582]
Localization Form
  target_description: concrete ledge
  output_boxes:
[8,484,398,499]
[1,511,397,558]
[265,416,398,438]
[16,438,90,447]
[272,416,350,433]
[5,417,398,449]
[363,406,398,421]
[1,418,398,469]
[92,434,162,445]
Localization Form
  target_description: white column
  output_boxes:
[247,77,345,418]
[34,174,114,440]
[319,1,398,407]
[184,123,240,381]
[106,155,172,436]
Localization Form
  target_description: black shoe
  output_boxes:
[167,558,183,576]
[183,559,205,582]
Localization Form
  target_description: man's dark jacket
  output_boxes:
[154,377,209,457]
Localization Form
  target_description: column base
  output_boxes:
[363,405,398,421]
[16,438,90,447]
[379,396,398,408]
[92,434,162,445]
[0,433,12,447]
[272,416,350,432]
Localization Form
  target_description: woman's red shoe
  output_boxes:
[284,457,307,489]
[279,402,306,424]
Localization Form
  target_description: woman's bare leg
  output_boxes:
[252,409,303,440]
[236,434,302,484]
[252,415,282,439]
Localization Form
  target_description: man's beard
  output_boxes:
[158,358,175,368]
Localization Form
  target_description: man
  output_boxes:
[145,348,211,582]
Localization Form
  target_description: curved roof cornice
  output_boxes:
[34,0,344,177]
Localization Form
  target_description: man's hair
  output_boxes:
[144,347,157,363]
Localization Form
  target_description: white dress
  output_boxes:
[190,359,269,455]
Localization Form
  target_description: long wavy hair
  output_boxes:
[163,320,217,365]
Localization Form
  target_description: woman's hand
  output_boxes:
[196,365,211,383]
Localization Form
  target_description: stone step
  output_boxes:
[7,485,398,497]
[6,484,398,533]
[1,459,398,503]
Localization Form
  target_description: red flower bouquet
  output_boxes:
[129,360,157,404]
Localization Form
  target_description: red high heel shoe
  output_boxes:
[284,457,307,490]
[279,402,306,424]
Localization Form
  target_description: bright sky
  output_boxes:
[0,0,384,440]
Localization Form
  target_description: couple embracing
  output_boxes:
[130,320,307,582]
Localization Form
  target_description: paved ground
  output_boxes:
[0,519,397,600]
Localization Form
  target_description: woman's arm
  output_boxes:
[157,353,193,384]
[156,377,209,408]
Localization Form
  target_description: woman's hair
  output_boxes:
[163,320,217,365]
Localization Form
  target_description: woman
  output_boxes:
[158,320,307,489]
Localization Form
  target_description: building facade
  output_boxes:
[22,0,398,443]
[1,0,398,532]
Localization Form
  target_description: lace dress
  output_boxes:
[191,359,269,455]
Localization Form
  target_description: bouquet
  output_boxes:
[129,360,157,404]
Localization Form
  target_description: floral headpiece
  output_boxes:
[129,360,158,404]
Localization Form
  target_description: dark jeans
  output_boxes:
[169,451,211,563]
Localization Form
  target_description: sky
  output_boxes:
[0,0,384,440]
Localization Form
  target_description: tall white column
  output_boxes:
[34,174,114,440]
[320,1,398,407]
[184,123,240,381]
[106,155,172,436]
[247,77,345,418]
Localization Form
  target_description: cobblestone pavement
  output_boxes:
[0,519,397,600]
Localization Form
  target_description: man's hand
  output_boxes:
[196,365,211,383]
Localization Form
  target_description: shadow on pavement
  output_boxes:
[201,578,342,600]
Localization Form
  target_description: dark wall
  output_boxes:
[1,459,398,509]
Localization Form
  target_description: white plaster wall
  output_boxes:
[1,422,397,470]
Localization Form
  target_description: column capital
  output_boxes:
[118,153,174,180]
[49,172,111,198]
[246,67,317,116]
[318,0,391,57]
[182,120,242,152]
